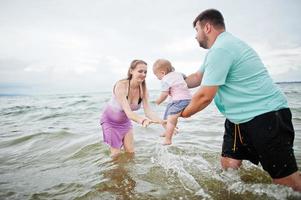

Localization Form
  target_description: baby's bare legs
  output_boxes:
[163,113,180,145]
[160,123,167,137]
[160,120,179,137]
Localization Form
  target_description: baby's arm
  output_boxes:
[155,91,169,105]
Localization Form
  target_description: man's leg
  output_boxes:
[273,172,301,192]
[221,156,242,169]
[248,109,301,191]
[221,119,246,170]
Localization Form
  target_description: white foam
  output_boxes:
[153,142,212,199]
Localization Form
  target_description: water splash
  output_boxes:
[152,141,212,199]
[229,182,301,200]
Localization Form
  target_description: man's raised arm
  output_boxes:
[185,71,203,88]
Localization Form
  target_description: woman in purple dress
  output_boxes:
[100,59,164,157]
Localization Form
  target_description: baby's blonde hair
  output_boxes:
[153,59,174,74]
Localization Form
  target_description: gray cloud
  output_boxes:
[0,0,300,94]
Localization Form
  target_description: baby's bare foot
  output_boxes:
[163,139,172,145]
[160,133,166,137]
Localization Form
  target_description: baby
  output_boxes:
[153,59,191,145]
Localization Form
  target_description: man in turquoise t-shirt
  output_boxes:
[181,9,301,191]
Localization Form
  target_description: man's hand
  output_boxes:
[185,71,203,88]
[182,85,218,117]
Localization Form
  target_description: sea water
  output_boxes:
[0,83,300,199]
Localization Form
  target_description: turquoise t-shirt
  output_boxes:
[200,32,288,124]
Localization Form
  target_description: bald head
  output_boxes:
[153,59,174,74]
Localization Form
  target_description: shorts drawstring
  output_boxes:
[232,124,243,152]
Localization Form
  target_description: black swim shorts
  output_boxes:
[222,108,298,179]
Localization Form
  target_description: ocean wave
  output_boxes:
[30,183,85,200]
[38,112,70,121]
[0,131,75,148]
[0,105,66,118]
[67,143,100,160]
[228,182,301,200]
[67,100,88,107]
[0,105,37,116]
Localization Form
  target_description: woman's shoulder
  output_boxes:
[115,79,128,87]
[114,79,128,93]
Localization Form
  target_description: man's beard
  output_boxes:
[198,36,209,49]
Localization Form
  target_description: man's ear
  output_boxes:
[204,23,211,34]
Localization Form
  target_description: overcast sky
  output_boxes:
[0,0,301,95]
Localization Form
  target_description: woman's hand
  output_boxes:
[160,120,167,125]
[149,119,166,125]
[141,118,152,128]
[149,119,167,129]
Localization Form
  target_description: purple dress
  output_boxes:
[100,94,141,148]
